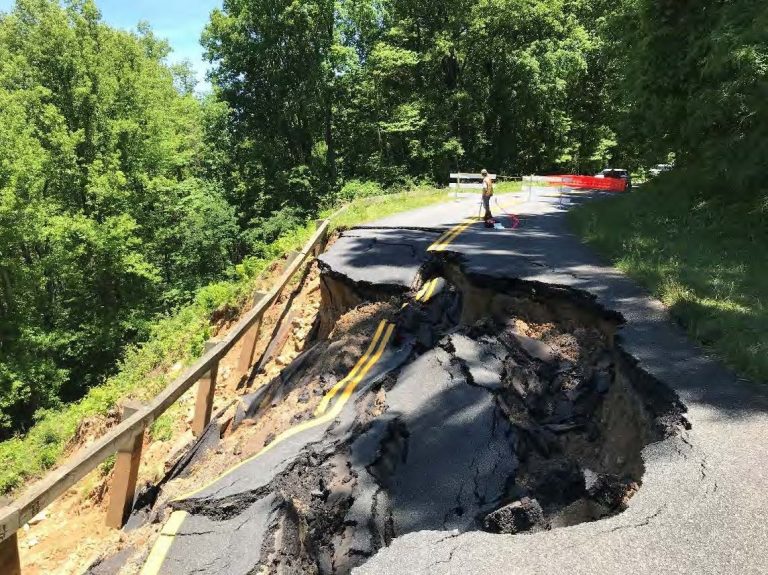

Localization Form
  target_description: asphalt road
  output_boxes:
[141,190,768,575]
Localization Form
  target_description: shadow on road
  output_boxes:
[326,194,768,419]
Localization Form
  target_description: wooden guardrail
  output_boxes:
[0,219,331,574]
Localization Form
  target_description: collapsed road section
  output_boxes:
[134,225,689,575]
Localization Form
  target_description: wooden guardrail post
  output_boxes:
[284,251,300,267]
[0,532,20,575]
[192,341,219,437]
[106,401,145,529]
[237,292,267,379]
[313,220,326,256]
[0,221,332,550]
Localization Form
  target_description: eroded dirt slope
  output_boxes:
[227,261,687,574]
[100,240,690,575]
[16,256,324,575]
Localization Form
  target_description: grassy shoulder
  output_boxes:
[325,181,522,230]
[325,184,451,229]
[0,184,459,495]
[569,175,767,384]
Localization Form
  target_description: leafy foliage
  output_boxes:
[2,0,766,460]
[202,0,617,200]
[0,1,238,435]
[338,180,385,202]
[611,0,768,198]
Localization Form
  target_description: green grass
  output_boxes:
[325,184,451,230]
[326,181,523,230]
[0,183,461,495]
[149,409,177,442]
[569,174,768,384]
[494,180,524,194]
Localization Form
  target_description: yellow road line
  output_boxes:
[256,321,394,458]
[140,321,396,575]
[414,278,439,303]
[421,277,440,302]
[314,320,387,416]
[430,224,463,247]
[184,320,393,501]
[428,217,478,252]
[140,510,189,575]
[428,195,527,252]
[414,281,430,302]
[315,322,394,424]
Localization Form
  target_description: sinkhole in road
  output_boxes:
[177,256,689,575]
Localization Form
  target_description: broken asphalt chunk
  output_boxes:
[483,497,546,534]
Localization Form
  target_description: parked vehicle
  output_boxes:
[648,163,673,177]
[594,168,632,191]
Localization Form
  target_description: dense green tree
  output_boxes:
[203,0,337,223]
[3,0,765,440]
[0,0,238,434]
[203,0,615,196]
[610,0,768,195]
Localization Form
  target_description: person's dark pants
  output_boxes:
[482,195,492,222]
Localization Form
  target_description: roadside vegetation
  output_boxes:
[0,186,457,495]
[1,0,764,493]
[570,0,767,384]
[570,177,767,384]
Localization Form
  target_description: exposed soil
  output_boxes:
[155,300,399,506]
[229,255,688,574]
[16,255,326,575]
[18,234,689,575]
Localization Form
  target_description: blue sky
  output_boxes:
[0,0,222,91]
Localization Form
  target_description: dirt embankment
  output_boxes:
[18,232,689,575]
[16,255,326,575]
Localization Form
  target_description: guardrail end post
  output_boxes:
[106,401,145,529]
[192,341,219,437]
[0,533,20,575]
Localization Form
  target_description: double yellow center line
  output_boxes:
[141,321,395,575]
[428,216,481,252]
[428,194,528,252]
[414,277,440,303]
[314,320,394,416]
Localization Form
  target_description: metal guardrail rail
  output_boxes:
[0,219,331,574]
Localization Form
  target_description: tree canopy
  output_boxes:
[0,0,764,437]
[202,0,616,206]
[0,0,237,435]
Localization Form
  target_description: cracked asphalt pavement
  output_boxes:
[144,191,768,575]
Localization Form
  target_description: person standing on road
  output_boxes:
[481,169,494,227]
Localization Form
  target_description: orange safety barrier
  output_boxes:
[559,175,627,192]
[530,175,627,192]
